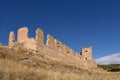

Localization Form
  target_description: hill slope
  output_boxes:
[0,46,119,80]
[98,64,120,72]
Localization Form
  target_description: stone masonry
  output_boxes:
[36,28,44,52]
[81,46,92,60]
[18,27,28,43]
[46,34,55,50]
[9,27,97,67]
[9,31,15,46]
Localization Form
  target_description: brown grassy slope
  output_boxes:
[0,46,87,73]
[0,46,120,80]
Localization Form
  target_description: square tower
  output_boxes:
[81,46,92,60]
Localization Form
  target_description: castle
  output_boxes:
[9,27,96,67]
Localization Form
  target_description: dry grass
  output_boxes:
[0,46,120,80]
[0,59,36,80]
[0,58,120,80]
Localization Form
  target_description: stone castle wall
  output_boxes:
[9,31,15,46]
[8,27,96,67]
[81,46,92,60]
[18,27,29,43]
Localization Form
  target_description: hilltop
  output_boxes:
[0,45,119,80]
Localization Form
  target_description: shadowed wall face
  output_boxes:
[17,27,28,43]
[9,31,15,46]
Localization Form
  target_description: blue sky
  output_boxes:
[0,0,120,63]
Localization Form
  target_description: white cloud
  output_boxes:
[95,53,120,65]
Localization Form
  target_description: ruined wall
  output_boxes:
[8,27,96,67]
[36,28,44,44]
[54,39,63,53]
[70,49,74,55]
[63,45,74,56]
[83,59,97,67]
[46,35,74,55]
[9,31,15,46]
[17,27,37,50]
[36,28,44,51]
[46,34,55,50]
[15,27,75,55]
[81,46,92,60]
[75,53,84,60]
[59,44,64,53]
[18,27,28,43]
[23,38,37,50]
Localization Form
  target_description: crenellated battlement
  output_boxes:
[8,27,97,67]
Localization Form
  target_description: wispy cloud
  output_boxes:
[95,53,120,65]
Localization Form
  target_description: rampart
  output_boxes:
[8,27,97,67]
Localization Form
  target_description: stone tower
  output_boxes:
[46,34,55,50]
[17,27,28,43]
[9,31,15,46]
[81,46,92,60]
[36,28,44,50]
